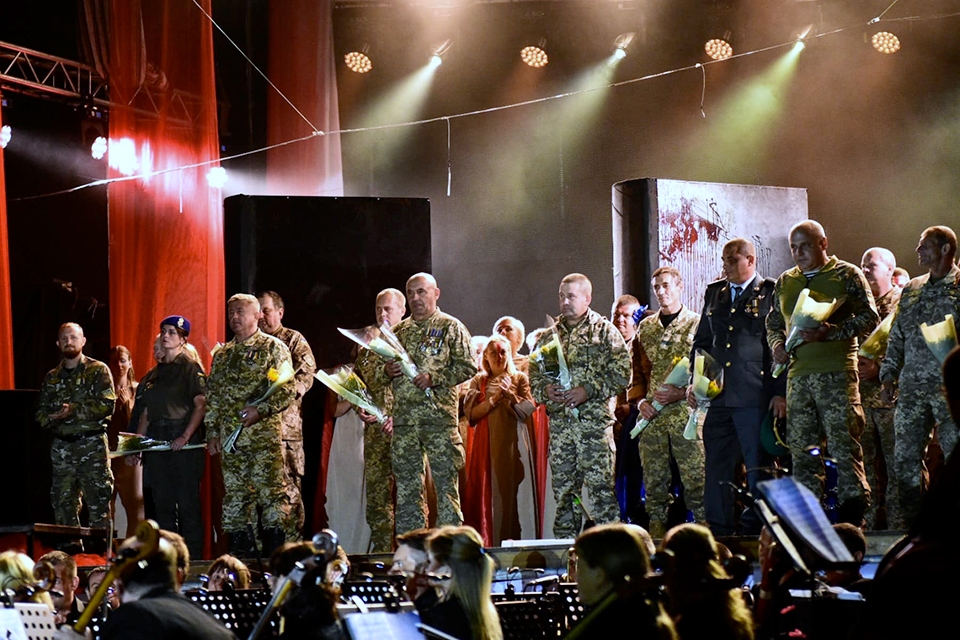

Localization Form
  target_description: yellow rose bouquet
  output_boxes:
[772,288,842,378]
[530,316,577,418]
[110,433,206,458]
[631,356,690,439]
[920,314,957,364]
[858,312,896,360]
[338,324,436,405]
[683,349,724,441]
[223,360,296,453]
[315,365,387,425]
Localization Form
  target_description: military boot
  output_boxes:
[228,529,256,559]
[261,527,286,558]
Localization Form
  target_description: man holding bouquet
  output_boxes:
[691,238,784,536]
[377,273,476,534]
[207,293,296,557]
[767,220,877,525]
[880,225,960,527]
[530,273,630,538]
[632,267,703,537]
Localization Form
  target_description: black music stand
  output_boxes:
[186,588,277,638]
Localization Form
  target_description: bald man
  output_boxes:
[859,247,901,529]
[36,323,116,531]
[767,220,878,525]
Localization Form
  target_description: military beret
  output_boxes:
[160,315,191,336]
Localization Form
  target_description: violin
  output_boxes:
[73,519,160,633]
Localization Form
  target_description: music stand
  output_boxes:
[186,588,277,637]
[2,602,57,640]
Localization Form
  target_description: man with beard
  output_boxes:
[36,323,115,533]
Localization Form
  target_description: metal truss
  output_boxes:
[0,40,209,127]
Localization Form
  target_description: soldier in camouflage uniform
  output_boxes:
[768,221,877,524]
[858,248,902,529]
[207,294,296,557]
[529,273,631,538]
[632,268,703,538]
[881,226,960,527]
[373,274,476,535]
[353,288,406,552]
[258,291,317,537]
[36,323,115,529]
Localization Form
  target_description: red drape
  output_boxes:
[267,0,344,196]
[106,0,224,558]
[463,378,494,546]
[534,405,550,537]
[0,95,13,389]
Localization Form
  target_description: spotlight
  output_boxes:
[0,125,10,149]
[430,38,453,68]
[91,136,107,160]
[108,137,139,176]
[344,46,373,74]
[871,31,901,54]
[704,36,733,61]
[521,39,549,68]
[613,32,636,59]
[206,166,228,188]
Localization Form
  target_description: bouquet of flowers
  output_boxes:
[529,316,577,418]
[920,314,957,364]
[859,312,896,360]
[314,365,387,425]
[110,433,206,458]
[772,288,842,378]
[683,349,724,441]
[223,360,296,453]
[630,356,690,439]
[338,324,435,404]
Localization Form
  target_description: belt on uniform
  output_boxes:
[150,417,188,427]
[55,430,106,443]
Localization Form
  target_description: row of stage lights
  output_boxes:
[343,29,903,73]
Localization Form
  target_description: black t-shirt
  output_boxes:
[138,354,205,440]
[659,311,680,328]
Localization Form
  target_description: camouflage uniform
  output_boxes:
[860,287,901,529]
[36,354,116,528]
[355,346,395,552]
[767,256,878,517]
[529,309,631,538]
[373,308,476,535]
[880,263,960,527]
[206,331,297,541]
[265,324,316,536]
[632,307,704,536]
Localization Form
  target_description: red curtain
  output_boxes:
[267,0,344,196]
[0,95,13,389]
[463,379,494,546]
[106,0,224,557]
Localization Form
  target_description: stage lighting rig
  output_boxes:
[206,166,227,188]
[871,31,900,54]
[0,125,10,149]
[430,38,454,68]
[344,45,373,74]
[704,31,733,60]
[521,38,549,68]
[91,136,107,160]
[613,32,636,60]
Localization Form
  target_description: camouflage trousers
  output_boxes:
[282,438,306,538]
[548,418,620,539]
[893,382,958,527]
[221,430,295,539]
[862,406,900,529]
[364,425,395,553]
[787,371,871,507]
[392,422,464,535]
[51,434,114,529]
[639,419,705,536]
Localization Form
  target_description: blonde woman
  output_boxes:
[0,551,55,610]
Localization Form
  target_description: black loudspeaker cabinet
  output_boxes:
[0,390,55,526]
[224,195,432,371]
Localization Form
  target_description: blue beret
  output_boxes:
[160,315,191,336]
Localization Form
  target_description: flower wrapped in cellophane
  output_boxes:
[858,312,896,361]
[315,365,387,425]
[920,314,957,364]
[110,433,206,458]
[772,288,842,378]
[338,324,435,404]
[631,356,690,439]
[530,316,577,418]
[223,360,296,453]
[683,350,724,441]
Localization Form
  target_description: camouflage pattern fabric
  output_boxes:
[633,307,705,533]
[861,286,901,529]
[881,263,960,526]
[206,330,297,539]
[37,355,116,528]
[356,347,396,552]
[374,308,476,535]
[267,325,316,536]
[529,308,630,538]
[786,371,871,506]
